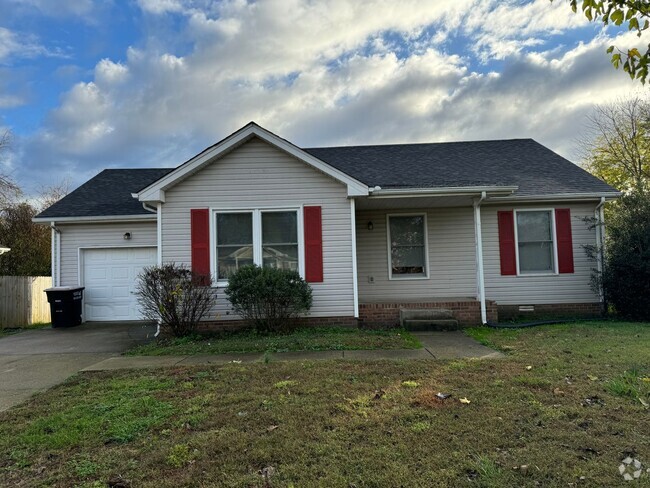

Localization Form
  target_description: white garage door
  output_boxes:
[82,247,157,321]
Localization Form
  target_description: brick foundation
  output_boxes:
[192,315,358,334]
[358,300,498,327]
[497,302,602,322]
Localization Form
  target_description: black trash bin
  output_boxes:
[44,287,85,328]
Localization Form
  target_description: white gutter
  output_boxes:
[350,199,359,318]
[595,197,606,306]
[368,186,518,198]
[33,214,157,224]
[142,202,157,213]
[473,192,487,325]
[486,192,622,203]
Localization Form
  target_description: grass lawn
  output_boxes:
[126,327,422,356]
[1,321,649,487]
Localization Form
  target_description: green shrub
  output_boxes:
[601,192,650,320]
[136,263,215,337]
[225,265,312,333]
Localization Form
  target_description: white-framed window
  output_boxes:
[514,209,557,275]
[213,208,301,285]
[386,213,429,280]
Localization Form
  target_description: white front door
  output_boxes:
[82,247,157,321]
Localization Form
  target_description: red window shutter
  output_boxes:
[191,209,210,284]
[497,210,517,276]
[304,206,323,283]
[555,208,574,274]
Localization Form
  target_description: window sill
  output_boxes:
[516,272,559,277]
[388,275,429,281]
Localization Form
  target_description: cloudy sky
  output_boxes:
[0,0,647,195]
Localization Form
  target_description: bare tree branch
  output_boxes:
[0,130,21,209]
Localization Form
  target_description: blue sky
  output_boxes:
[0,0,647,196]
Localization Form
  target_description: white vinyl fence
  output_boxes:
[0,276,52,327]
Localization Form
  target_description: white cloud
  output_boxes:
[0,27,65,63]
[13,0,650,193]
[1,0,96,18]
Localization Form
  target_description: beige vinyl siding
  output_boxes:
[161,137,354,319]
[356,207,477,302]
[59,222,157,287]
[482,202,599,305]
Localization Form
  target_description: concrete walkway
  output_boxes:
[0,322,156,411]
[83,331,503,371]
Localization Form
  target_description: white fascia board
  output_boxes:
[484,192,622,204]
[32,214,158,224]
[135,123,369,202]
[368,186,519,198]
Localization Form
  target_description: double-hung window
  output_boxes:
[515,210,555,274]
[262,211,299,271]
[387,214,428,279]
[214,209,299,284]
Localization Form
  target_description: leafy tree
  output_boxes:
[601,191,650,319]
[581,96,649,192]
[554,0,650,83]
[0,176,70,276]
[0,203,51,276]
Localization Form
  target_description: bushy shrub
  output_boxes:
[602,192,650,320]
[225,265,312,333]
[136,263,214,337]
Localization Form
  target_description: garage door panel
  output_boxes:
[86,267,108,281]
[82,247,156,321]
[111,267,129,280]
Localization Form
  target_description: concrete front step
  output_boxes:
[400,308,454,321]
[402,319,460,331]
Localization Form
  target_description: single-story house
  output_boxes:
[0,245,9,255]
[34,122,619,327]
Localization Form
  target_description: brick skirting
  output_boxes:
[358,300,498,327]
[497,302,602,321]
[193,315,358,334]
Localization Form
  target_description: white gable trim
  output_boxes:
[135,122,369,203]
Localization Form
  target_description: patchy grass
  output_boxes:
[1,321,649,487]
[126,327,422,356]
[0,323,51,337]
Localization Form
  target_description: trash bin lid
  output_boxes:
[44,286,86,292]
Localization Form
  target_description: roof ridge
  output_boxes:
[305,138,535,150]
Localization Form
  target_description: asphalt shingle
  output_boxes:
[36,139,617,219]
[35,168,173,219]
[304,139,616,196]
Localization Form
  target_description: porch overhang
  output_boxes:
[356,185,518,210]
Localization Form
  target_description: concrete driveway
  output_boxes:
[0,322,155,412]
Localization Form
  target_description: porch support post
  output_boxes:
[473,192,487,324]
[595,197,606,311]
[350,198,359,318]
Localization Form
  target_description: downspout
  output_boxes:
[473,192,487,325]
[595,197,606,311]
[155,202,162,337]
[350,199,359,319]
[50,222,61,287]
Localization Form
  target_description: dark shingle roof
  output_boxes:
[36,139,617,220]
[304,139,616,196]
[35,168,173,219]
